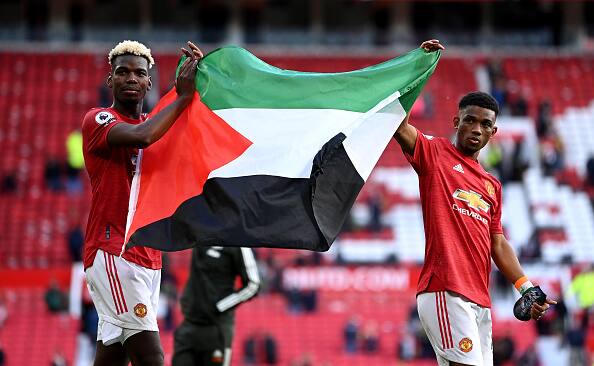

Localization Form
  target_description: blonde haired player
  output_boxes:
[82,40,202,366]
[393,40,556,366]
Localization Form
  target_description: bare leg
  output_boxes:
[124,330,164,366]
[94,341,129,366]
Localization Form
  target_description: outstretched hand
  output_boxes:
[181,41,203,60]
[175,41,202,99]
[420,39,444,53]
[531,298,557,321]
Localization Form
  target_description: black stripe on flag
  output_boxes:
[126,133,365,252]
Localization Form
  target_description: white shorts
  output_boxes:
[417,291,493,366]
[85,249,161,346]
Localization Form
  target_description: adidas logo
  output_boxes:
[453,164,464,173]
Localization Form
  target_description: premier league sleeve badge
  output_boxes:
[95,111,116,126]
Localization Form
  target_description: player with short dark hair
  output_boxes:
[82,40,202,366]
[393,40,556,366]
[458,92,500,117]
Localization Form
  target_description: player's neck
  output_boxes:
[454,142,480,161]
[112,101,143,120]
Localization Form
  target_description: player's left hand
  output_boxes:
[530,298,557,321]
[181,41,203,60]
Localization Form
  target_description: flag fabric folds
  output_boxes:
[124,46,440,253]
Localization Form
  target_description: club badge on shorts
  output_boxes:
[134,303,147,318]
[459,337,473,353]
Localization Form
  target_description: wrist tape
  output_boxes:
[514,276,534,295]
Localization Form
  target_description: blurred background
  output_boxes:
[0,0,593,365]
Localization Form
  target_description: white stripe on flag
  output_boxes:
[343,91,405,181]
[210,108,362,179]
[210,97,405,183]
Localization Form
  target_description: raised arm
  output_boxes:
[491,233,556,320]
[393,113,418,156]
[108,42,203,148]
[393,39,444,156]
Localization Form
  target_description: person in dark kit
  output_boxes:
[45,280,68,313]
[45,158,63,191]
[67,224,84,262]
[173,246,260,366]
[0,171,17,194]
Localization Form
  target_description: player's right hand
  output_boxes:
[175,41,202,99]
[530,297,557,321]
[420,39,444,53]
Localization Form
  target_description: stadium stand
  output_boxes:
[0,53,475,269]
[1,50,593,365]
[502,58,594,116]
[0,288,78,365]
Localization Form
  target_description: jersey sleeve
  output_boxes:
[404,129,440,175]
[215,247,260,313]
[490,182,503,234]
[81,109,121,154]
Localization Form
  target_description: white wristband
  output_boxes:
[518,281,534,295]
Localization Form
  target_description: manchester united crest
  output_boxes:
[459,337,473,353]
[134,303,147,318]
[485,180,495,198]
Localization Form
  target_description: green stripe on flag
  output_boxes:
[176,46,440,113]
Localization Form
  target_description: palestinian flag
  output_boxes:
[124,46,439,253]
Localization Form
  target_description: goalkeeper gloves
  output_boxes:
[513,285,547,321]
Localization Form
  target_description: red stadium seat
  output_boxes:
[0,288,78,365]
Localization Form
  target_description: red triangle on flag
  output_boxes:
[125,88,253,245]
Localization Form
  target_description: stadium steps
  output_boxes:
[557,102,594,178]
[524,168,594,263]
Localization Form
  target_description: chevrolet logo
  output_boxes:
[452,189,490,212]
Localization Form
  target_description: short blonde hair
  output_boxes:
[108,40,154,69]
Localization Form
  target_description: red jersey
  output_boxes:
[82,107,162,270]
[406,130,503,307]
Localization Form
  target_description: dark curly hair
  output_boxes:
[458,91,499,116]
